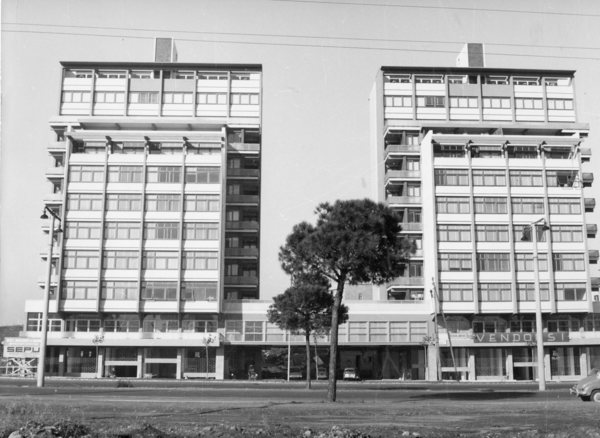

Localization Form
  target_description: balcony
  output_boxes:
[385,144,420,154]
[589,250,599,263]
[225,221,259,231]
[387,277,424,287]
[385,170,421,181]
[386,196,422,205]
[224,275,259,286]
[581,148,592,160]
[46,167,65,179]
[225,247,259,257]
[585,198,596,212]
[226,195,260,205]
[588,224,598,237]
[582,173,594,186]
[228,143,260,153]
[399,223,422,232]
[227,168,260,178]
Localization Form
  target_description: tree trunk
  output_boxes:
[327,278,345,402]
[305,332,311,390]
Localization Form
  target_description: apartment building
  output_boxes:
[371,47,599,381]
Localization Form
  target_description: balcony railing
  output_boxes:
[387,277,424,287]
[225,247,259,257]
[399,223,422,232]
[385,144,420,154]
[46,167,65,178]
[385,170,421,180]
[227,143,260,153]
[226,195,260,204]
[386,196,422,205]
[225,221,260,231]
[227,168,260,178]
[224,275,259,285]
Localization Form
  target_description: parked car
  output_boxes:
[316,367,328,379]
[343,367,360,381]
[571,368,600,401]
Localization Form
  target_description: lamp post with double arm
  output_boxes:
[521,217,550,391]
[37,206,62,388]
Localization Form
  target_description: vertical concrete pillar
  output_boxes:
[176,348,184,380]
[427,345,439,381]
[215,346,225,380]
[58,347,66,376]
[97,348,104,378]
[581,349,589,376]
[468,353,476,381]
[506,351,514,381]
[136,348,143,379]
[544,351,551,382]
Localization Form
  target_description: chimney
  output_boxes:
[154,38,178,63]
[456,43,485,68]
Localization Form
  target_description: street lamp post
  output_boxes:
[37,207,62,388]
[522,218,549,391]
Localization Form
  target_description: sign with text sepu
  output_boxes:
[473,332,569,343]
[3,340,41,358]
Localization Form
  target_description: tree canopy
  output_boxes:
[279,199,415,401]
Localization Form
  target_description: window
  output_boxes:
[145,194,181,211]
[183,251,218,270]
[511,197,545,215]
[69,165,104,182]
[103,250,139,270]
[349,321,367,342]
[185,167,220,184]
[546,170,578,187]
[555,283,586,301]
[384,96,412,107]
[416,96,445,108]
[144,222,179,240]
[549,198,581,214]
[104,222,140,239]
[61,91,91,103]
[387,289,424,301]
[479,283,511,301]
[405,133,419,146]
[67,194,103,211]
[513,76,540,86]
[472,146,502,158]
[474,197,507,214]
[230,93,260,105]
[128,92,159,104]
[415,75,443,83]
[101,281,138,300]
[129,70,153,79]
[147,166,181,183]
[438,253,472,271]
[513,224,547,242]
[197,92,227,104]
[106,194,142,211]
[104,316,140,332]
[476,225,508,242]
[63,250,99,269]
[510,170,543,186]
[65,221,101,239]
[182,318,217,333]
[64,69,94,78]
[545,147,571,159]
[517,283,550,301]
[61,281,98,299]
[507,146,538,159]
[437,224,471,241]
[66,318,101,332]
[436,197,470,214]
[182,282,218,301]
[94,91,125,103]
[97,70,126,79]
[407,208,421,223]
[434,144,465,157]
[143,251,179,270]
[27,313,62,332]
[552,225,583,242]
[108,166,143,183]
[434,169,469,186]
[406,261,423,277]
[407,184,421,197]
[477,253,510,272]
[447,75,467,84]
[552,253,585,271]
[184,222,219,240]
[547,99,574,110]
[198,72,228,80]
[515,253,548,272]
[141,282,178,301]
[384,74,411,83]
[485,76,509,85]
[143,316,178,333]
[439,283,473,302]
[245,321,263,341]
[482,97,511,109]
[449,97,478,108]
[162,92,193,104]
[185,194,220,212]
[406,159,420,171]
[472,170,506,186]
[515,98,543,109]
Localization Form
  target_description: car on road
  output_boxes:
[343,367,360,381]
[288,367,303,379]
[571,368,600,401]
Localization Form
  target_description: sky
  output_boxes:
[1,0,600,325]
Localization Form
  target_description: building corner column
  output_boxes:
[215,346,225,380]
